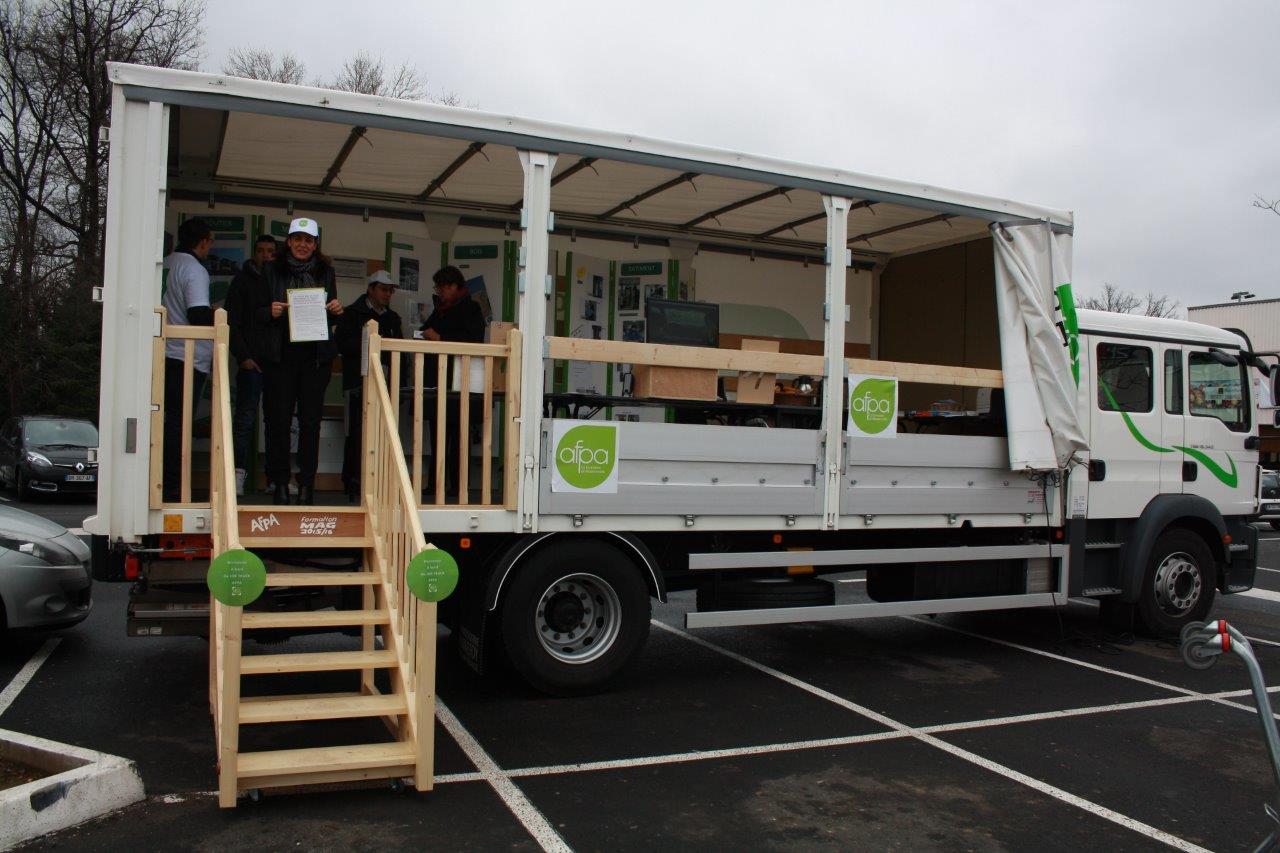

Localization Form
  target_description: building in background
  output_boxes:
[1189,298,1279,466]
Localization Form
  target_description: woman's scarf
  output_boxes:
[286,253,319,288]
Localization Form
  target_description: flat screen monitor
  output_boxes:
[645,299,719,348]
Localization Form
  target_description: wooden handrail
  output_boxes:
[363,322,435,789]
[545,335,1003,389]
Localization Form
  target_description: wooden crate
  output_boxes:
[632,365,717,401]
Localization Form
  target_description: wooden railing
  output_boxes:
[372,330,522,509]
[545,336,1003,390]
[150,306,214,509]
[204,309,243,806]
[362,325,435,789]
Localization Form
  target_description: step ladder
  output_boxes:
[205,311,437,807]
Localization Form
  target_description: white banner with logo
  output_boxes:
[846,373,898,438]
[550,420,620,493]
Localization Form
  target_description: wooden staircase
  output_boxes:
[206,312,438,807]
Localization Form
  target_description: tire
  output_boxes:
[1135,528,1218,637]
[697,577,834,611]
[16,470,34,501]
[499,539,651,696]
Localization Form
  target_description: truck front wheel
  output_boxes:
[1136,529,1218,637]
[500,539,651,696]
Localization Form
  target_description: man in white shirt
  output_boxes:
[161,217,214,502]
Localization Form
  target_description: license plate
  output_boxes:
[1266,503,1280,512]
[65,474,95,483]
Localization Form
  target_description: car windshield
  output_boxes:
[1264,472,1279,490]
[23,419,98,448]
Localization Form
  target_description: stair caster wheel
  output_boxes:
[390,778,407,794]
[245,788,263,804]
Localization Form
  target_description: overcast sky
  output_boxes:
[200,1,1280,313]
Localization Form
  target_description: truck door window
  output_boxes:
[1164,350,1183,414]
[1097,343,1152,413]
[1187,351,1248,432]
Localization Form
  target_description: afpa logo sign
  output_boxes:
[847,374,898,438]
[551,422,619,493]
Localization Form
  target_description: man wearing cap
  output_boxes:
[260,217,342,505]
[336,269,403,499]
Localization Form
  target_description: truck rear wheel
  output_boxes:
[500,539,650,696]
[1136,529,1217,637]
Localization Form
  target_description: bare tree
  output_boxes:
[0,0,204,421]
[329,50,425,100]
[222,46,304,85]
[1077,283,1180,318]
[1254,195,1280,218]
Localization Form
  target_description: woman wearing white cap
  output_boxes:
[260,217,343,505]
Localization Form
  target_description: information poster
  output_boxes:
[613,260,670,423]
[201,214,248,307]
[847,373,898,438]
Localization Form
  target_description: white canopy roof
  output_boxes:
[112,63,1072,260]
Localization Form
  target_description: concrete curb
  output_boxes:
[0,728,144,851]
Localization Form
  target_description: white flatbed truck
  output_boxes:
[84,62,1267,803]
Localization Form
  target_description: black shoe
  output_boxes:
[297,485,314,505]
[272,483,289,505]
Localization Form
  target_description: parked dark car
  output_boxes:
[0,416,99,500]
[1259,469,1280,530]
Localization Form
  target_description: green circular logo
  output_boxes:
[849,378,896,434]
[555,425,616,490]
[207,549,266,606]
[406,549,459,603]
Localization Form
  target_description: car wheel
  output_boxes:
[500,539,650,696]
[1136,528,1217,637]
[16,469,35,501]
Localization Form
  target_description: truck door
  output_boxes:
[1090,340,1161,518]
[1159,346,1186,494]
[1182,347,1256,518]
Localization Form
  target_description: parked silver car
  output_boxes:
[0,505,91,630]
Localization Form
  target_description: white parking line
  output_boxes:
[435,700,570,853]
[1240,588,1280,604]
[834,578,866,584]
[1256,567,1280,574]
[0,639,60,716]
[653,620,1210,853]
[905,617,1276,721]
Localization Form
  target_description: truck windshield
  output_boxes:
[24,419,98,448]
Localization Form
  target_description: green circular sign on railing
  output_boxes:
[207,549,266,607]
[406,549,459,603]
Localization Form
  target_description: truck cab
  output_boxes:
[1072,309,1260,632]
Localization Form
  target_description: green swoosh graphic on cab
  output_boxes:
[1099,382,1238,487]
[1173,446,1238,488]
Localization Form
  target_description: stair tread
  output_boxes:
[241,609,388,629]
[239,692,407,724]
[240,649,398,675]
[240,536,372,548]
[238,741,415,778]
[264,572,379,587]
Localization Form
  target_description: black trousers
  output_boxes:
[263,352,331,487]
[342,389,363,495]
[162,358,207,501]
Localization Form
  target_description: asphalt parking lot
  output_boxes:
[4,495,1280,851]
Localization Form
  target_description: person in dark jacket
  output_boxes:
[336,270,403,499]
[260,217,343,505]
[420,265,486,500]
[224,233,277,495]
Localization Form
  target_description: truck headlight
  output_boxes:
[25,451,52,467]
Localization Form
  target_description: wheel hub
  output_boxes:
[1153,552,1202,616]
[535,573,622,664]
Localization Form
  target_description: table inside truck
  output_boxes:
[544,393,822,428]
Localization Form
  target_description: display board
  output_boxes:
[612,259,676,423]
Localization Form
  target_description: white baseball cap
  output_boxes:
[367,270,394,287]
[288,217,319,237]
